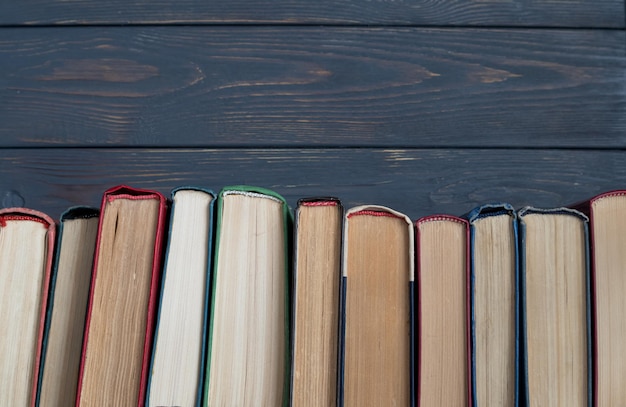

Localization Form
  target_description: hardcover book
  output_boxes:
[467,204,518,407]
[37,207,99,407]
[341,205,414,407]
[147,187,215,407]
[416,215,471,407]
[518,207,590,407]
[573,191,626,406]
[0,208,56,407]
[291,198,342,407]
[75,185,167,407]
[204,186,291,406]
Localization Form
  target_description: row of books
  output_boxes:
[1,184,625,406]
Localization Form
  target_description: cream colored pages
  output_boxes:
[39,216,99,407]
[207,192,286,406]
[149,190,213,406]
[291,203,341,407]
[592,195,626,405]
[473,214,516,406]
[0,219,49,407]
[418,218,468,406]
[523,212,587,406]
[343,206,413,407]
[78,197,159,406]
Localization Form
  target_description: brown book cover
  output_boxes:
[341,205,414,407]
[75,185,167,407]
[291,197,343,407]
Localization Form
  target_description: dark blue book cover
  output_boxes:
[466,203,518,407]
[518,206,591,407]
[37,206,98,407]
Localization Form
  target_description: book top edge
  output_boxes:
[61,206,99,221]
[466,203,516,223]
[346,204,411,225]
[297,197,341,207]
[416,214,469,226]
[0,207,55,228]
[220,185,287,205]
[518,206,589,222]
[104,185,166,203]
[171,186,216,198]
[590,189,626,204]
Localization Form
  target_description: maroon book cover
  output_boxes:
[0,207,56,407]
[415,215,471,407]
[572,190,626,407]
[75,185,167,407]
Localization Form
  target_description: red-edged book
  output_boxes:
[0,208,55,407]
[415,215,471,407]
[75,185,167,407]
[574,190,626,406]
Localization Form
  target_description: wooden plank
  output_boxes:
[1,27,624,148]
[1,148,625,221]
[0,0,623,27]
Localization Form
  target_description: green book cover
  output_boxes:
[205,185,291,406]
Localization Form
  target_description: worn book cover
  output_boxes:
[340,205,414,407]
[572,191,626,406]
[518,207,590,407]
[0,207,56,407]
[37,206,99,407]
[204,185,291,406]
[75,185,168,407]
[291,197,343,407]
[466,204,518,407]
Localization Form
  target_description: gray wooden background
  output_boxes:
[1,0,625,220]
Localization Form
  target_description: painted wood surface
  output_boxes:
[1,27,624,148]
[1,0,623,27]
[1,148,625,220]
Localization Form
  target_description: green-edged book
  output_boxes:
[204,186,291,406]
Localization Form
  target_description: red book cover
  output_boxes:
[573,190,626,407]
[75,185,167,407]
[0,207,55,407]
[415,215,471,407]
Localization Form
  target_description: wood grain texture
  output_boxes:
[1,148,626,221]
[1,27,624,148]
[0,0,623,27]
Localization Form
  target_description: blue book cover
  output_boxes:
[36,206,99,407]
[518,207,591,407]
[145,187,215,407]
[467,203,518,407]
